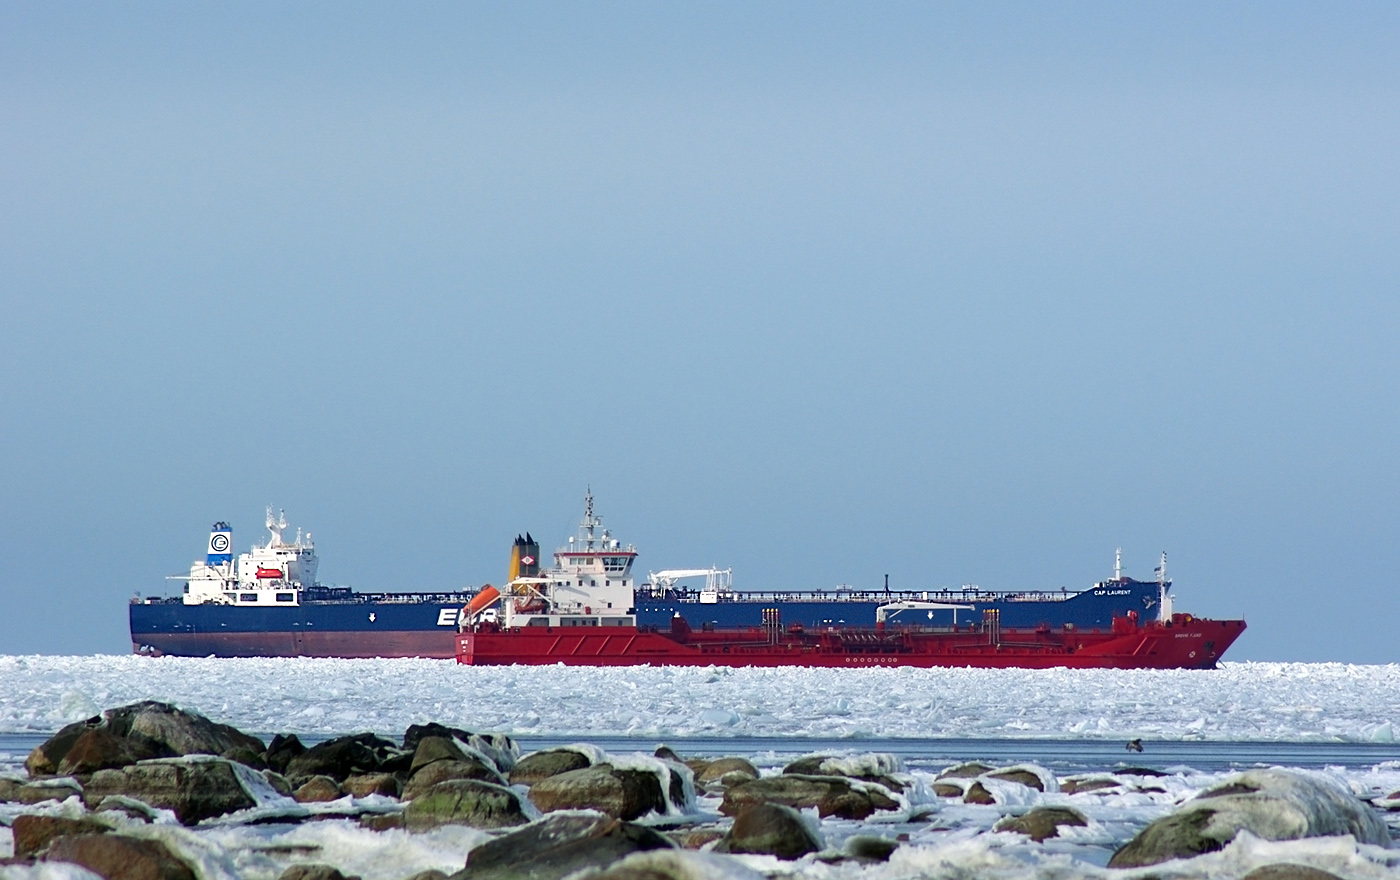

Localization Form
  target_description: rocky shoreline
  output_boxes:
[2,701,1398,880]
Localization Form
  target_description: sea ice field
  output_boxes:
[3,656,1400,880]
[0,656,1396,742]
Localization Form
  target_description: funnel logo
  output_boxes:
[521,555,535,566]
[207,524,233,566]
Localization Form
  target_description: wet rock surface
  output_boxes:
[713,802,823,859]
[285,732,405,783]
[293,775,345,803]
[45,832,197,880]
[1109,768,1392,868]
[342,771,402,798]
[528,764,670,820]
[509,748,592,785]
[82,758,257,825]
[403,779,529,830]
[691,757,758,790]
[404,758,506,800]
[722,773,898,819]
[12,814,112,858]
[993,806,1087,841]
[449,812,674,880]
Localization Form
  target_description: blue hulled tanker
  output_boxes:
[131,497,1178,659]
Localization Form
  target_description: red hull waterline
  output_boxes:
[455,615,1246,669]
[133,631,458,659]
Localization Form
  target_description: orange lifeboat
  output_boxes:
[465,585,501,618]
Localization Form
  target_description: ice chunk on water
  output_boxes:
[57,690,98,723]
[700,708,739,727]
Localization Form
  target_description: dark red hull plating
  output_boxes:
[133,630,458,659]
[455,615,1245,669]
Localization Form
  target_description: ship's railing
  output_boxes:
[646,587,1082,604]
[304,589,476,604]
[132,589,477,605]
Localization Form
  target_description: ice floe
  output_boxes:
[1,657,1398,742]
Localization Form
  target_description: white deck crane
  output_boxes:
[648,568,733,604]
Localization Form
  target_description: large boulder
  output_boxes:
[1061,776,1122,795]
[403,722,474,752]
[343,772,401,798]
[265,734,308,774]
[528,764,669,820]
[963,782,996,805]
[104,701,266,758]
[403,779,529,830]
[994,806,1088,842]
[713,803,823,860]
[285,733,405,783]
[12,815,111,859]
[984,766,1050,792]
[57,728,172,776]
[937,762,994,780]
[449,812,673,880]
[26,702,265,779]
[403,724,518,774]
[410,736,471,775]
[1109,769,1391,868]
[591,851,769,880]
[510,749,593,786]
[279,865,362,880]
[26,717,104,776]
[692,758,758,790]
[293,775,345,803]
[0,777,84,805]
[843,835,900,862]
[403,759,507,800]
[721,774,898,820]
[83,758,256,825]
[44,833,197,880]
[782,753,905,791]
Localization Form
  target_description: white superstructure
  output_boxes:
[498,492,638,628]
[179,508,318,606]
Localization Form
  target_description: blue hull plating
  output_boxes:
[635,581,1161,631]
[131,580,1164,658]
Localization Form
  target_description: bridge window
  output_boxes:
[239,593,258,603]
[276,592,295,603]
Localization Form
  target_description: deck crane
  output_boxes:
[648,568,733,603]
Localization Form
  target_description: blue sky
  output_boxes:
[1,3,1397,661]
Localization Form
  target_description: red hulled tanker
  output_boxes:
[455,496,1245,669]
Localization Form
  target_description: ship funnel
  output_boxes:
[508,534,542,583]
[207,522,233,567]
